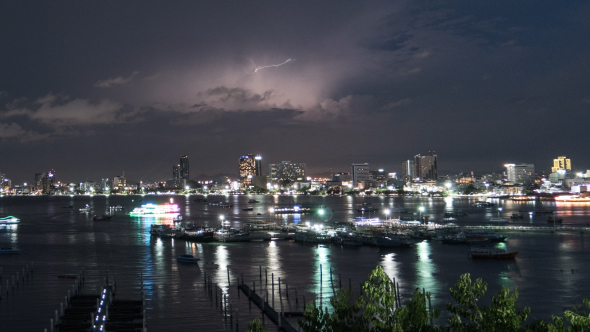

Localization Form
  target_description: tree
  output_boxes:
[445,273,530,332]
[246,317,269,332]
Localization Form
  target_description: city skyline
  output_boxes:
[1,2,589,183]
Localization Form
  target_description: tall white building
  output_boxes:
[504,164,535,184]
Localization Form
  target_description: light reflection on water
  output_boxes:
[1,195,590,331]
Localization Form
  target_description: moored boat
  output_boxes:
[177,254,201,263]
[469,246,518,259]
[214,228,251,242]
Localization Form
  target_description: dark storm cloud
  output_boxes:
[1,1,589,182]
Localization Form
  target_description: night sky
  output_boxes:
[1,1,589,184]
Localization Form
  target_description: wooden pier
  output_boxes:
[238,282,299,332]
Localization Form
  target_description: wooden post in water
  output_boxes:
[272,273,275,307]
[339,273,342,289]
[204,271,207,288]
[396,282,401,307]
[259,266,262,281]
[295,288,298,306]
[286,283,289,298]
[253,280,256,292]
[50,318,54,332]
[265,268,268,285]
[227,266,230,286]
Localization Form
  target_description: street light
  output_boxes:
[220,215,225,228]
[419,206,425,222]
[497,207,503,219]
[383,209,390,220]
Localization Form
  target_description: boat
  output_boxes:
[294,230,332,243]
[0,216,20,224]
[214,228,251,242]
[474,201,495,207]
[547,216,563,223]
[93,215,112,221]
[371,233,412,247]
[248,199,260,203]
[0,247,21,254]
[246,221,276,230]
[181,225,215,242]
[109,205,124,210]
[149,224,182,238]
[469,246,518,259]
[177,254,201,263]
[510,213,524,219]
[79,205,92,213]
[442,232,490,245]
[242,207,254,211]
[129,203,180,216]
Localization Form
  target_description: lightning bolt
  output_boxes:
[243,58,295,74]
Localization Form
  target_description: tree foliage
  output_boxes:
[249,266,590,332]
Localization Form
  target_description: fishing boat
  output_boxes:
[214,228,251,242]
[0,247,21,254]
[0,216,20,224]
[248,199,260,203]
[510,213,524,219]
[181,225,215,242]
[242,207,254,211]
[246,221,276,230]
[469,246,518,259]
[177,254,201,263]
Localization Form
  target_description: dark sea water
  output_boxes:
[1,194,589,331]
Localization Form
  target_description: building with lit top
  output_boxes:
[239,154,262,186]
[552,156,571,173]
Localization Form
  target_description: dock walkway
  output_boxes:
[238,283,298,332]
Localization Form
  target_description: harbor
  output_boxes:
[1,194,590,331]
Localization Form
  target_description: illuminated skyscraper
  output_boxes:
[551,156,571,173]
[414,151,437,182]
[179,155,189,180]
[255,155,262,176]
[239,155,257,185]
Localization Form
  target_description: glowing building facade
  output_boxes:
[414,152,437,182]
[239,154,262,186]
[552,156,571,173]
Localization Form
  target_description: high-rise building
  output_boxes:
[504,163,535,184]
[239,154,263,186]
[34,173,45,191]
[552,156,571,173]
[351,163,370,188]
[239,155,256,185]
[255,155,262,176]
[414,151,437,182]
[173,165,180,179]
[402,160,415,182]
[180,155,189,180]
[269,161,306,186]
